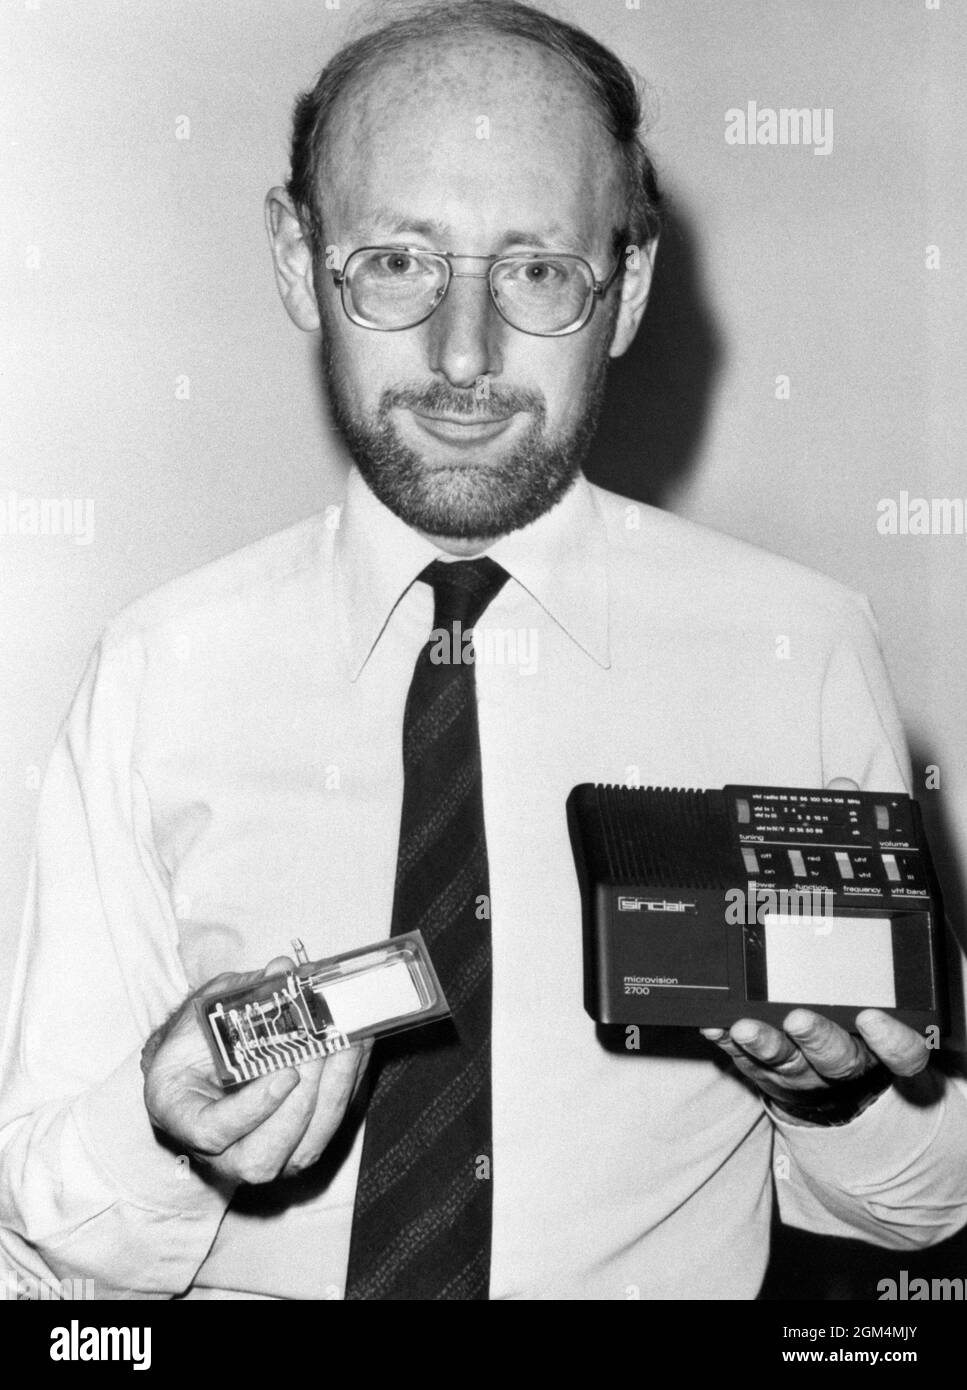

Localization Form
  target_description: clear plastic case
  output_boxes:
[196,931,449,1088]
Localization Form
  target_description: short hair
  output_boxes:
[285,0,663,257]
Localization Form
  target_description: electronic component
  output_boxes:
[197,931,449,1088]
[567,783,947,1033]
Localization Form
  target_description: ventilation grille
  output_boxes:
[570,784,735,889]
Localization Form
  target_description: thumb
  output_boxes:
[263,955,296,976]
[194,956,297,1006]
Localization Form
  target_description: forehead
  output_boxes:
[320,35,624,253]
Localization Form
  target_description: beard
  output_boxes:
[319,336,612,541]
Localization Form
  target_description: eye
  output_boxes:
[373,250,422,277]
[503,258,571,290]
[524,261,558,284]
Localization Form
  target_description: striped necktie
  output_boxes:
[344,556,510,1300]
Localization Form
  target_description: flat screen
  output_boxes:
[762,913,897,1008]
[321,960,423,1033]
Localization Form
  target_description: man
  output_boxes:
[1,0,965,1300]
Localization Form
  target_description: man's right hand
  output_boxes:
[141,957,372,1185]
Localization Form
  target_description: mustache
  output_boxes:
[380,381,546,420]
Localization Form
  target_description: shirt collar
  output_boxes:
[333,464,611,681]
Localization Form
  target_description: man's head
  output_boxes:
[267,0,661,553]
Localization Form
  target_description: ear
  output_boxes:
[608,235,659,359]
[264,187,320,332]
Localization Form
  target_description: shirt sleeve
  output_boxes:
[0,631,233,1298]
[773,1064,967,1248]
[772,594,967,1248]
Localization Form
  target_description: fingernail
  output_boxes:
[784,1008,817,1032]
[700,1029,725,1041]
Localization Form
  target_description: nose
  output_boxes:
[424,268,504,388]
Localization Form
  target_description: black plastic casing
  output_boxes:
[567,783,947,1035]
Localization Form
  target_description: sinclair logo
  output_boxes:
[617,897,697,914]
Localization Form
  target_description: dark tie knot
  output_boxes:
[420,557,510,630]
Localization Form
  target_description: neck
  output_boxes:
[416,530,494,558]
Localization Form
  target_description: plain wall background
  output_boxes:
[2,0,964,1093]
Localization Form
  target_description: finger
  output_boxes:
[263,955,297,975]
[352,1036,375,1096]
[697,1028,772,1067]
[284,1044,373,1175]
[729,1018,806,1072]
[781,1008,873,1081]
[856,1009,931,1077]
[193,956,296,1006]
[825,777,860,792]
[700,1027,751,1064]
[157,955,303,1082]
[700,1025,812,1087]
[222,1057,331,1182]
[188,1066,301,1154]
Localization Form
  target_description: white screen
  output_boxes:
[322,960,423,1033]
[763,914,897,1008]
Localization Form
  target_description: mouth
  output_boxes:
[408,409,517,447]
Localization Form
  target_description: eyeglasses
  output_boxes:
[330,246,624,336]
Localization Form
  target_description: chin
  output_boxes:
[342,410,587,542]
[402,469,578,541]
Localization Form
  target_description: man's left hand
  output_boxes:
[700,1007,930,1116]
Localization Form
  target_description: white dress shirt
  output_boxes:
[2,464,966,1299]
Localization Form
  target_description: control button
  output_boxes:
[736,798,751,824]
[834,851,855,880]
[892,852,925,887]
[882,854,901,882]
[875,804,890,831]
[753,848,779,878]
[742,847,759,874]
[848,851,876,883]
[803,851,825,877]
[788,849,807,878]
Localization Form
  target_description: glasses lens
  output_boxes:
[344,249,447,329]
[491,255,594,334]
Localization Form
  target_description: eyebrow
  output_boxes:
[352,210,590,255]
